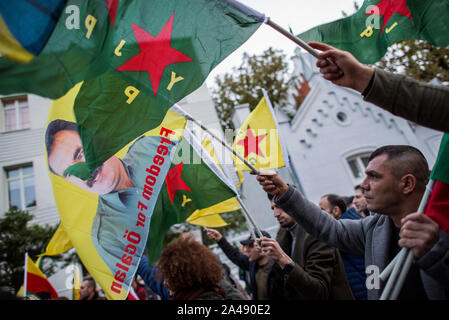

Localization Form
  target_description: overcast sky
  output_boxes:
[205,0,363,88]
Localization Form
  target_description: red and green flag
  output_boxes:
[425,133,449,234]
[0,0,263,176]
[146,128,239,263]
[17,254,58,299]
[298,0,449,64]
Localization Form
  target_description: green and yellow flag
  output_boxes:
[298,0,449,64]
[146,129,239,263]
[233,92,288,172]
[1,0,263,177]
[183,136,242,228]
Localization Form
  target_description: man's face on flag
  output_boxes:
[48,128,125,195]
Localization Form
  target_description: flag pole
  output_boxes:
[222,0,341,71]
[387,179,435,300]
[236,196,263,238]
[174,105,260,174]
[175,105,265,237]
[23,252,28,299]
[264,19,341,71]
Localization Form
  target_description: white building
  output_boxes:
[0,94,58,225]
[243,49,443,206]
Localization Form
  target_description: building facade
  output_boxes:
[253,49,443,205]
[0,94,58,225]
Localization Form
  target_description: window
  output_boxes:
[2,95,30,131]
[6,164,36,210]
[346,153,371,184]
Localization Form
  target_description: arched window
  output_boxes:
[346,152,371,185]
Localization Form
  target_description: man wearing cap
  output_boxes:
[206,228,281,300]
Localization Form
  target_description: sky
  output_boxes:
[205,0,363,88]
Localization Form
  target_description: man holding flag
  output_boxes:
[308,41,449,134]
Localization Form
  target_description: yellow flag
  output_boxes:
[40,224,73,257]
[73,264,81,300]
[232,94,287,171]
[17,255,58,298]
[45,83,187,300]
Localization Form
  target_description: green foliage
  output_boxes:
[375,40,449,83]
[212,47,294,130]
[0,209,57,291]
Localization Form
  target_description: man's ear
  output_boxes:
[332,206,342,219]
[400,174,416,195]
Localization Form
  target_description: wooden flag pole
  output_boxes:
[179,109,260,174]
[222,1,342,71]
[237,196,263,239]
[174,105,266,237]
[265,18,342,73]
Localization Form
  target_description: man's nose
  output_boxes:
[360,177,369,192]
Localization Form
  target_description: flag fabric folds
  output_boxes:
[184,136,243,228]
[297,0,449,64]
[425,133,449,234]
[17,255,58,299]
[40,223,73,257]
[0,0,262,178]
[233,92,288,171]
[45,84,187,300]
[146,129,239,263]
[0,0,67,63]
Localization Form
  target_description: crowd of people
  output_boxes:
[4,41,448,301]
[131,41,448,301]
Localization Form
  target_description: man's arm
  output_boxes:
[308,41,449,133]
[216,237,251,271]
[400,212,449,287]
[363,68,449,133]
[205,228,251,271]
[259,236,335,299]
[256,173,366,255]
[136,255,170,300]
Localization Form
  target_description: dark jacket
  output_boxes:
[275,224,354,300]
[275,185,449,299]
[364,68,449,133]
[218,229,354,300]
[340,208,368,300]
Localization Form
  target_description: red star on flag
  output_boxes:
[365,0,413,35]
[165,162,191,204]
[116,12,193,97]
[236,125,266,159]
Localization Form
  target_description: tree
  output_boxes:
[212,47,294,130]
[375,40,449,84]
[0,209,58,292]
